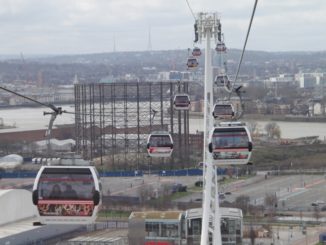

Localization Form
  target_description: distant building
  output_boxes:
[55,85,74,102]
[72,74,79,85]
[157,71,170,81]
[129,207,243,245]
[264,74,296,90]
[157,71,194,82]
[297,72,326,88]
[99,75,116,83]
[309,98,326,116]
[315,73,326,86]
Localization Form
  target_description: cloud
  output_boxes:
[0,0,325,54]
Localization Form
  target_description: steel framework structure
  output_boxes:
[74,82,190,170]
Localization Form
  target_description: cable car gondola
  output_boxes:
[214,74,230,87]
[215,42,227,52]
[174,94,191,110]
[187,56,199,69]
[147,131,173,157]
[192,47,202,56]
[212,103,235,119]
[208,122,252,165]
[32,165,101,224]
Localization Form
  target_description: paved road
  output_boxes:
[2,173,325,212]
[101,174,201,197]
[0,178,34,190]
[0,222,85,245]
[2,173,326,245]
[243,225,325,245]
[225,174,326,211]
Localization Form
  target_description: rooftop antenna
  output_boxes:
[20,52,25,64]
[147,25,152,51]
[73,74,79,85]
[113,35,116,53]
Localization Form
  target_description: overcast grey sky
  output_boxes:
[0,0,325,55]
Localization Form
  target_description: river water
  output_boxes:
[1,106,326,140]
[190,118,326,140]
[0,106,75,133]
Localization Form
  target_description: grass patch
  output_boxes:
[218,175,253,185]
[170,191,192,200]
[98,210,131,219]
[251,144,326,168]
[188,186,203,192]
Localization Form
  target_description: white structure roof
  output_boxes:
[34,138,75,147]
[0,189,37,226]
[0,217,38,239]
[33,138,76,152]
[185,207,243,220]
[0,154,23,169]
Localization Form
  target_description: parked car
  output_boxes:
[195,180,203,187]
[311,200,325,206]
[218,193,226,200]
[172,183,187,193]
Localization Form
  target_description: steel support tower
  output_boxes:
[196,12,222,245]
[74,81,191,170]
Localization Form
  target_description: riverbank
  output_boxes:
[245,114,326,123]
[189,111,326,123]
[252,144,326,169]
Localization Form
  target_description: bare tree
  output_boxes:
[138,185,153,203]
[250,225,257,245]
[161,183,172,196]
[264,193,278,218]
[313,206,321,222]
[247,121,259,136]
[265,122,281,139]
[235,195,250,215]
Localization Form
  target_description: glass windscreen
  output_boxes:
[38,167,95,201]
[214,105,233,115]
[212,128,248,149]
[175,96,189,104]
[215,76,228,83]
[149,135,172,147]
[37,168,96,217]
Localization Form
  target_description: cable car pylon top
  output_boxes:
[0,85,77,160]
[193,12,223,245]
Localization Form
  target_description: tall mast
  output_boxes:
[196,12,222,245]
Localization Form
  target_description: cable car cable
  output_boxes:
[0,85,53,110]
[184,0,199,43]
[228,0,258,99]
[0,85,95,116]
[234,86,245,120]
[185,0,196,20]
[0,85,71,114]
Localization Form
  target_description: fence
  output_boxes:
[0,168,235,179]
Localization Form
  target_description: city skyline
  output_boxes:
[0,0,326,55]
